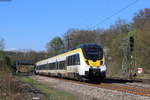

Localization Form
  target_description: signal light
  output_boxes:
[129,36,134,52]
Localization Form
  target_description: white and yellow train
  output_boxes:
[35,44,107,82]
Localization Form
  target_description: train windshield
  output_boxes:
[83,46,103,61]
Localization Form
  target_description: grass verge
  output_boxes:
[15,75,76,100]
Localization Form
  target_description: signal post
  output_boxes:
[121,30,136,79]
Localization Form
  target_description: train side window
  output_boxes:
[47,64,50,70]
[40,65,43,70]
[67,56,70,66]
[46,64,49,70]
[58,61,65,69]
[54,62,56,69]
[44,64,47,70]
[70,56,73,65]
[43,65,45,70]
[67,56,71,66]
[67,54,80,66]
[67,57,69,66]
[36,66,38,70]
[59,62,61,69]
[48,63,56,70]
[41,65,44,70]
[54,63,56,69]
[72,55,76,65]
[46,64,48,70]
[39,65,41,70]
[57,62,61,69]
[39,65,42,70]
[42,65,44,70]
[37,66,39,70]
[71,56,73,65]
[75,54,80,65]
[62,61,65,69]
[70,56,72,65]
[49,63,52,70]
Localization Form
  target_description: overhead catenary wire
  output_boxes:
[91,0,139,29]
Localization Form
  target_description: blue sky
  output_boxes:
[0,0,150,51]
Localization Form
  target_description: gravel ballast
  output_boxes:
[32,75,150,100]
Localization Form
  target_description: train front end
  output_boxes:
[80,44,107,81]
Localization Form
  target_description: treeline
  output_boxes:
[0,51,11,71]
[46,8,150,77]
[0,8,149,77]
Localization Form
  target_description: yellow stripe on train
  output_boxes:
[88,60,100,67]
[86,57,104,67]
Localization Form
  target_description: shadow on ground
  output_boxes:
[102,78,142,84]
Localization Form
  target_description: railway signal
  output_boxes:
[121,30,137,79]
[129,36,134,52]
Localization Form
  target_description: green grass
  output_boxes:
[15,75,76,100]
[136,74,150,79]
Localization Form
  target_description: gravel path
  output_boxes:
[32,75,150,100]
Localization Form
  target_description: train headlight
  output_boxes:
[86,60,89,65]
[100,61,103,65]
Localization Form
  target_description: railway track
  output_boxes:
[89,83,150,97]
[34,75,150,97]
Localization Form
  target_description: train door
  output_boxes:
[66,53,80,79]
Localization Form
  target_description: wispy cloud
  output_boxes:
[4,48,17,51]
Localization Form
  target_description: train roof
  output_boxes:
[77,43,102,49]
[60,43,102,53]
[36,43,102,65]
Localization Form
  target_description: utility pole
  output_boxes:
[66,32,72,50]
[121,37,129,79]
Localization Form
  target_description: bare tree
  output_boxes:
[63,29,99,49]
[0,38,5,50]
